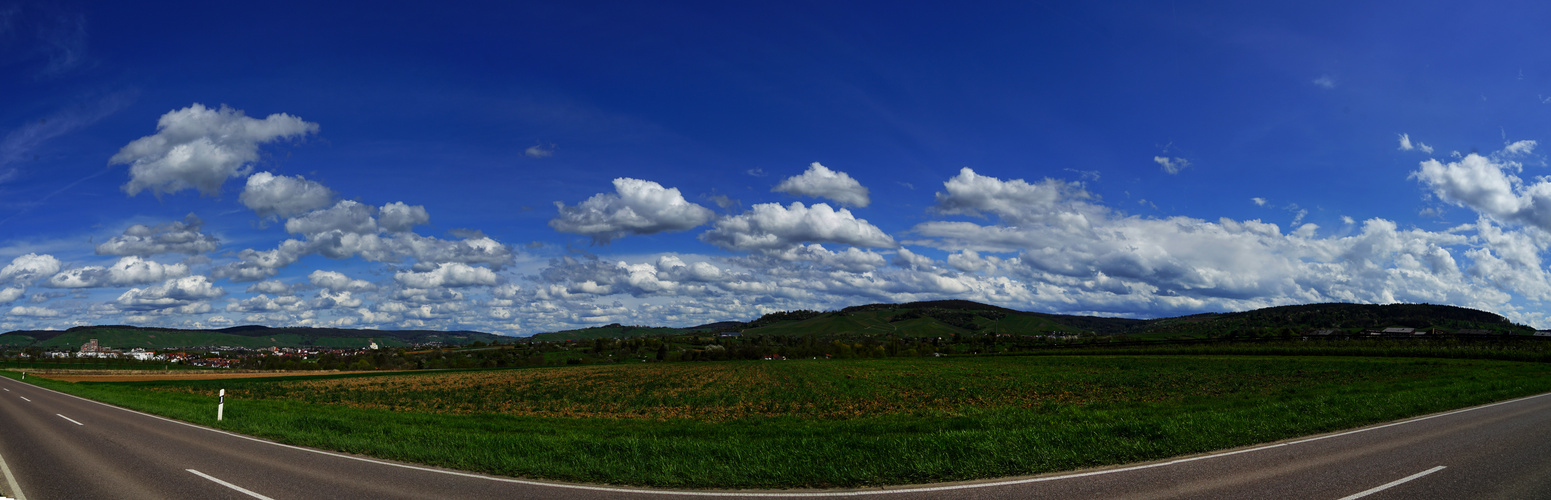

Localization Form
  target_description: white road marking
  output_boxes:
[17,397,28,402]
[187,470,275,500]
[1336,466,1446,500]
[55,414,82,426]
[6,373,1547,497]
[0,448,28,500]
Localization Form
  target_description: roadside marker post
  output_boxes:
[218,389,225,421]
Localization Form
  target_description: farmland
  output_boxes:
[15,354,1551,488]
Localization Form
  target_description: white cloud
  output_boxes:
[1410,149,1551,231]
[1504,140,1537,156]
[0,253,62,286]
[892,248,937,271]
[95,214,219,256]
[225,294,304,314]
[246,280,291,294]
[7,306,60,317]
[378,202,430,233]
[1252,197,1267,206]
[45,256,190,288]
[115,275,226,312]
[933,168,1095,225]
[240,171,336,218]
[773,162,871,207]
[285,200,379,237]
[110,104,319,196]
[701,202,896,251]
[0,287,23,303]
[525,142,555,158]
[1313,75,1336,89]
[550,178,715,243]
[394,262,499,288]
[1154,156,1190,174]
[308,270,376,291]
[313,289,363,308]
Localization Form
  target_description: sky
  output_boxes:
[4,1,1551,335]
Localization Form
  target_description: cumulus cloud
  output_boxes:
[1154,156,1190,174]
[0,253,62,286]
[240,171,336,218]
[1410,147,1551,232]
[701,202,896,251]
[110,104,319,196]
[45,256,190,288]
[378,202,430,233]
[1252,197,1268,206]
[550,178,715,243]
[285,200,379,237]
[313,289,363,308]
[246,280,291,294]
[96,214,219,256]
[0,287,23,303]
[7,306,60,317]
[773,162,871,207]
[933,168,1095,225]
[225,294,304,314]
[115,275,226,312]
[394,262,499,288]
[308,270,376,291]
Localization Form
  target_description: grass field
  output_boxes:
[11,354,1551,488]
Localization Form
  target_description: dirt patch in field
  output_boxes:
[22,370,346,382]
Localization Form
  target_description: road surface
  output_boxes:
[2,374,1548,499]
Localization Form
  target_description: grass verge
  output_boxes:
[6,355,1551,488]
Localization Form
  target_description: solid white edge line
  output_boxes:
[4,376,1548,497]
[0,448,27,500]
[55,414,82,426]
[187,469,276,500]
[1335,465,1446,500]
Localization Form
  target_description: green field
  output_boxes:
[12,354,1551,488]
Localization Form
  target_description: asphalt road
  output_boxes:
[3,374,1549,499]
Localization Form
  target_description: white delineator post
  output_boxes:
[218,389,225,421]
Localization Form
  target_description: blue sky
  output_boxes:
[4,1,1551,334]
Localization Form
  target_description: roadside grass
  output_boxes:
[8,355,1551,488]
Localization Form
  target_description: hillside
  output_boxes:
[525,300,1532,341]
[1133,302,1533,338]
[5,302,1529,349]
[0,325,503,350]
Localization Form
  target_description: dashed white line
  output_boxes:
[17,397,28,403]
[55,414,82,426]
[0,448,27,500]
[187,470,274,500]
[1336,466,1446,500]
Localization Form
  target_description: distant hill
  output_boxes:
[1132,302,1533,338]
[523,300,1533,341]
[22,302,1522,349]
[528,300,1141,341]
[0,325,503,350]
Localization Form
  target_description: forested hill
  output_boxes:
[4,302,1532,348]
[528,301,1534,341]
[1136,302,1533,337]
